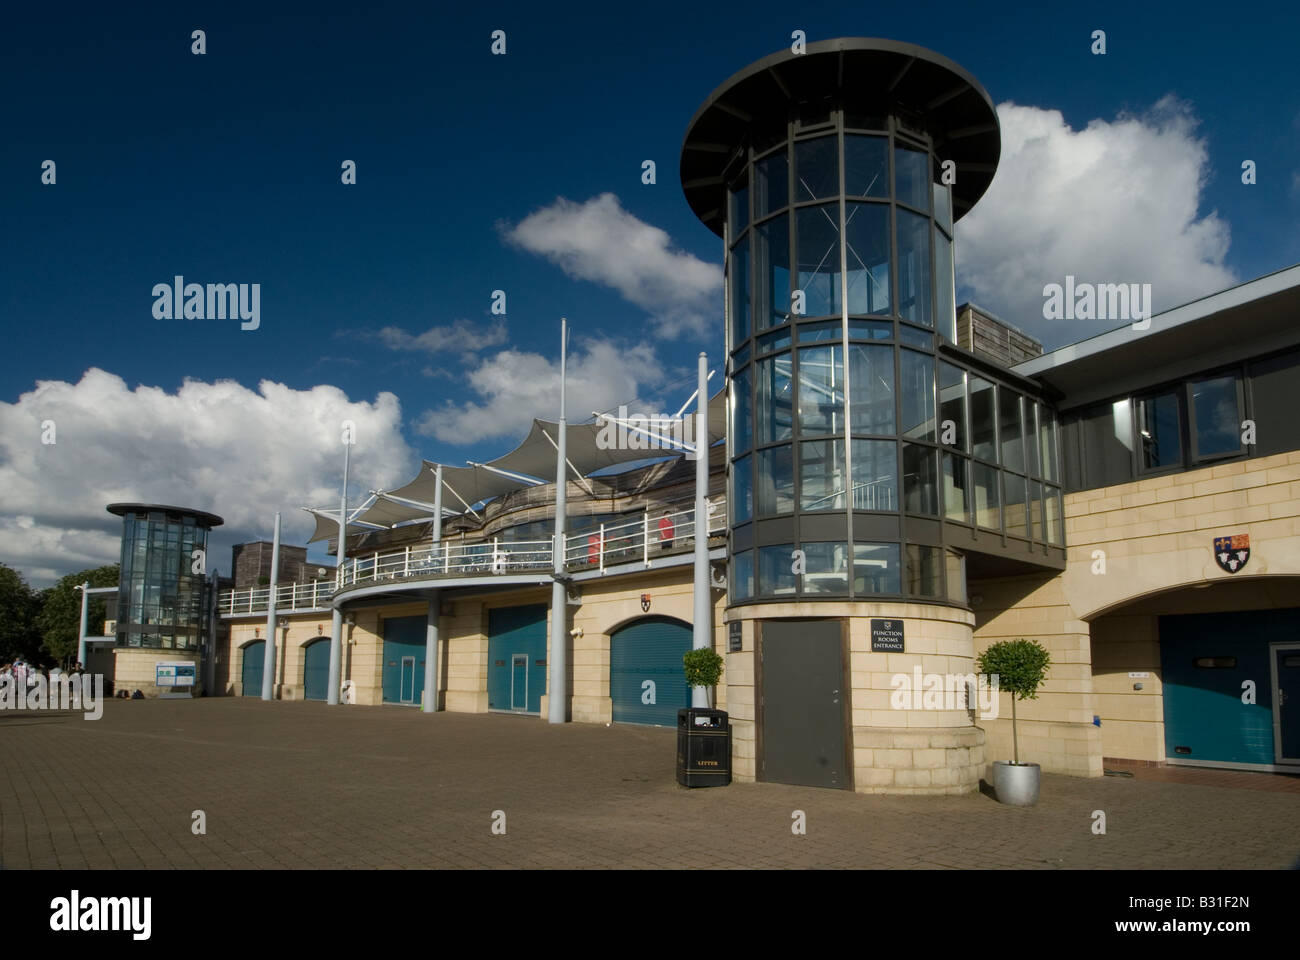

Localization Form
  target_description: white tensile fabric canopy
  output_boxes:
[306,388,725,540]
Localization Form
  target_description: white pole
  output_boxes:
[423,590,440,713]
[262,512,280,700]
[76,582,90,668]
[548,318,569,724]
[692,352,712,708]
[328,440,350,705]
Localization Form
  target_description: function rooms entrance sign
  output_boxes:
[871,619,905,652]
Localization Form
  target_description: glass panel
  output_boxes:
[1000,390,1024,472]
[894,145,930,211]
[797,319,841,343]
[755,353,793,443]
[844,202,891,315]
[852,439,897,511]
[758,544,797,595]
[933,181,952,232]
[1004,473,1028,538]
[1045,487,1062,545]
[733,369,754,455]
[1026,403,1041,478]
[801,439,845,510]
[939,362,966,451]
[754,149,788,218]
[900,349,936,441]
[732,341,750,367]
[1076,399,1135,487]
[903,444,938,515]
[1138,390,1182,469]
[899,326,933,350]
[797,344,844,436]
[756,327,792,355]
[944,550,965,604]
[796,204,842,318]
[756,445,794,516]
[897,209,933,327]
[753,214,790,331]
[729,233,751,345]
[845,135,888,197]
[848,319,891,339]
[853,543,901,595]
[802,542,849,594]
[1191,374,1240,458]
[906,544,943,598]
[794,136,838,201]
[849,344,894,435]
[973,461,1000,529]
[729,178,749,234]
[1028,480,1042,541]
[1039,407,1058,482]
[732,550,754,601]
[934,228,955,341]
[943,453,969,522]
[731,454,753,524]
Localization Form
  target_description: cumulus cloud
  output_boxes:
[955,96,1237,348]
[500,193,722,340]
[413,337,675,445]
[0,369,416,586]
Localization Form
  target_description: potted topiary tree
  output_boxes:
[682,647,724,708]
[976,638,1051,806]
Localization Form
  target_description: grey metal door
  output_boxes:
[760,619,848,789]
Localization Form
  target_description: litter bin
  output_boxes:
[676,708,731,787]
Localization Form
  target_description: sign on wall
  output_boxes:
[728,621,742,652]
[870,619,905,652]
[1213,533,1250,574]
[156,662,197,687]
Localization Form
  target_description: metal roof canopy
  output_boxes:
[680,37,1001,237]
[107,502,224,527]
[1014,264,1300,411]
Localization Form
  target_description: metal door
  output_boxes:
[241,641,264,697]
[610,617,692,726]
[303,639,329,701]
[1272,643,1300,764]
[759,619,848,789]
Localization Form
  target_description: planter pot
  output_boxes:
[992,761,1040,806]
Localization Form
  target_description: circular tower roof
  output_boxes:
[107,503,225,528]
[680,37,1001,237]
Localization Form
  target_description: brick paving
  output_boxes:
[2,698,1298,869]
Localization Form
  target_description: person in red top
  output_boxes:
[658,512,675,549]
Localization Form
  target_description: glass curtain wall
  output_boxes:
[726,109,1062,604]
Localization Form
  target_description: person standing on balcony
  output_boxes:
[658,511,674,550]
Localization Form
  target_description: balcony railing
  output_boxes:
[220,498,726,615]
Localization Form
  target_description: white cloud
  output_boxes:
[372,319,508,356]
[0,369,416,586]
[413,337,675,445]
[955,96,1237,347]
[500,193,722,340]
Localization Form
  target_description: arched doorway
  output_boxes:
[610,616,692,726]
[241,641,264,697]
[303,638,330,701]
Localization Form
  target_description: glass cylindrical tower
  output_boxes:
[681,39,1062,795]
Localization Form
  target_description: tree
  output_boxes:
[976,638,1051,764]
[0,564,43,663]
[36,565,120,666]
[682,647,725,709]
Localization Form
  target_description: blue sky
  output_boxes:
[2,0,1298,583]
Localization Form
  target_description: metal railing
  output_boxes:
[220,497,726,615]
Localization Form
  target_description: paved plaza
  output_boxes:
[1,698,1297,870]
